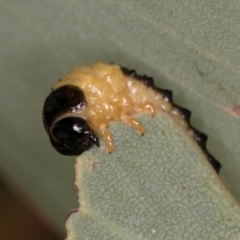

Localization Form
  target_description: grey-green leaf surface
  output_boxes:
[0,0,240,235]
[66,114,240,240]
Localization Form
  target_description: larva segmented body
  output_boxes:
[43,62,221,173]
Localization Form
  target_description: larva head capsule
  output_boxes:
[43,85,99,156]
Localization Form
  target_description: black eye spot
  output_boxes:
[43,85,86,133]
[50,117,99,156]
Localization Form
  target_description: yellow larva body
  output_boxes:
[43,62,221,173]
[53,62,189,151]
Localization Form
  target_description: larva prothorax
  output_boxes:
[43,62,221,173]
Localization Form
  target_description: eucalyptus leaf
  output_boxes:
[66,114,240,240]
[0,0,240,235]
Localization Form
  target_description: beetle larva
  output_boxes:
[43,62,221,173]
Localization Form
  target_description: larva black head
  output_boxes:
[49,117,99,156]
[43,85,99,155]
[43,85,87,132]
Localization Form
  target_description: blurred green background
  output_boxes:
[1,0,240,239]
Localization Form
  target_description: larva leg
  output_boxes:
[120,114,145,135]
[99,124,114,153]
[135,102,156,116]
